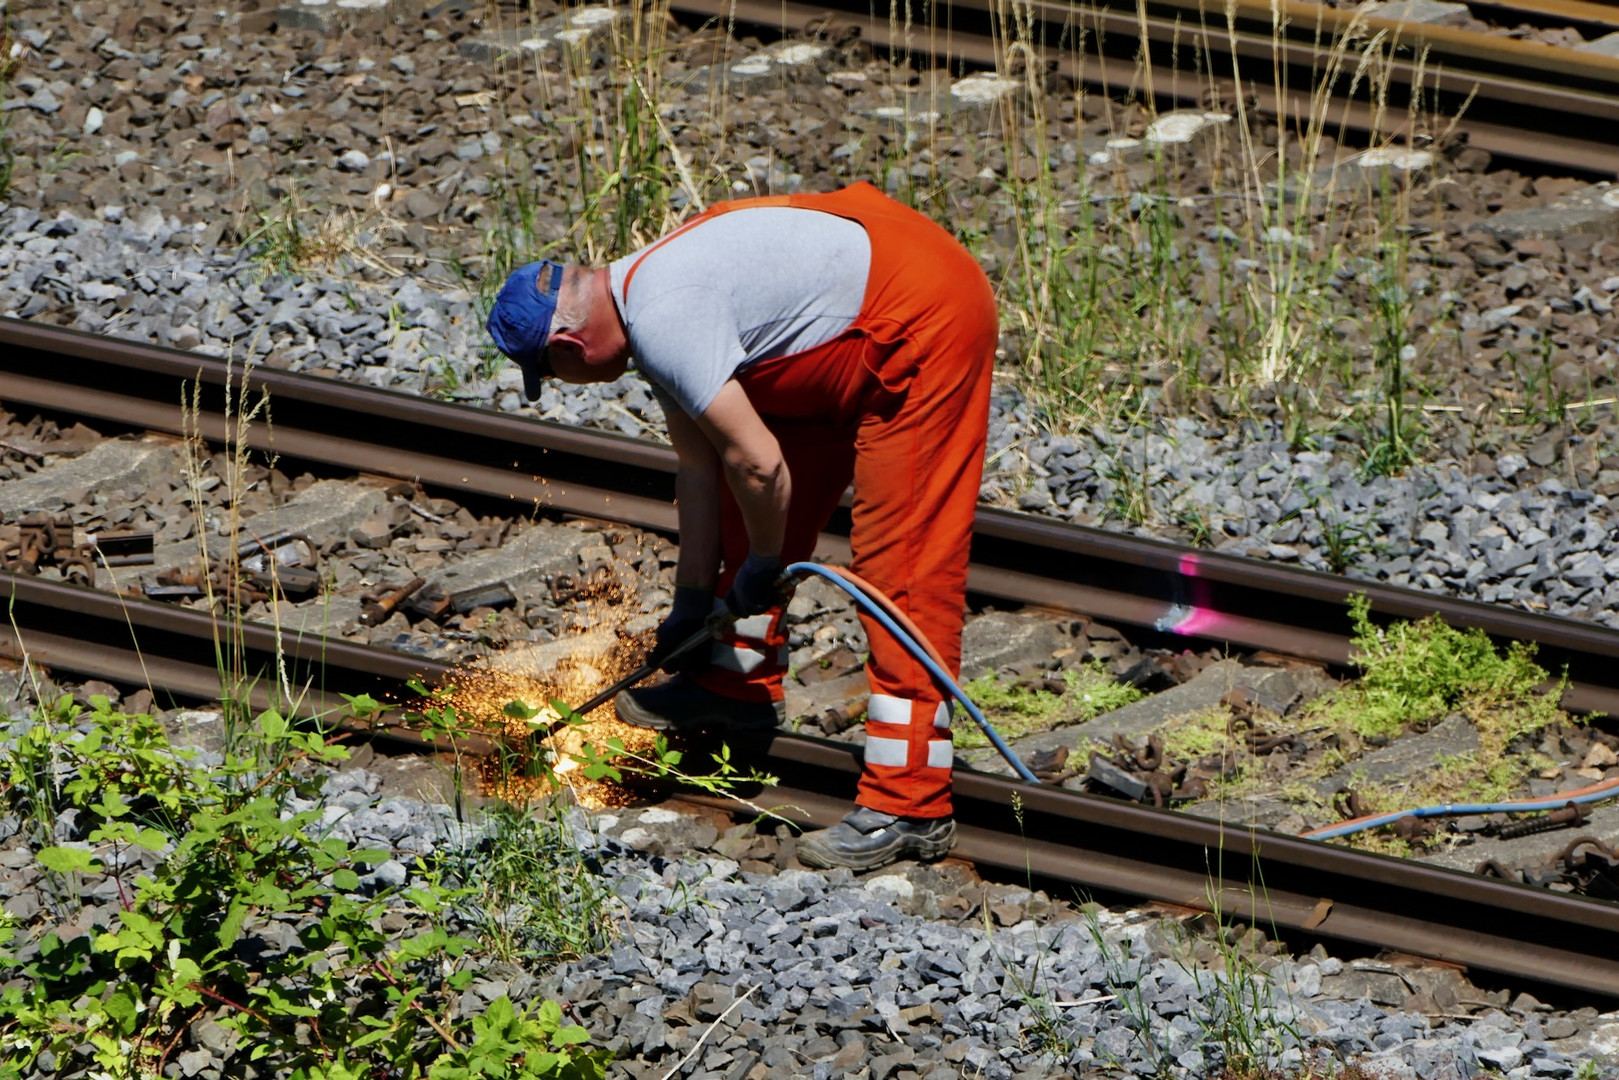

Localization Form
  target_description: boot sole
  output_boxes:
[796,822,957,871]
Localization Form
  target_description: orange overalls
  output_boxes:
[623,182,996,820]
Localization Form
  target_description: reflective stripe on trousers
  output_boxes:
[709,612,787,674]
[863,693,954,770]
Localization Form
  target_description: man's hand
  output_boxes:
[651,585,715,673]
[726,553,783,617]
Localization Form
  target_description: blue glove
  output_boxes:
[725,553,782,617]
[651,585,714,673]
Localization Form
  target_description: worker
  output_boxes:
[485,181,995,872]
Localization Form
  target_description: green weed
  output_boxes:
[481,0,694,288]
[1159,704,1244,762]
[436,801,615,966]
[240,186,360,279]
[1309,594,1565,741]
[1193,921,1307,1077]
[1358,218,1423,479]
[0,698,610,1080]
[984,795,1081,1062]
[956,663,1142,748]
[1278,486,1380,573]
[1082,908,1178,1075]
[1315,506,1379,575]
[1503,339,1574,429]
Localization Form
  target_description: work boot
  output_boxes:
[615,675,783,734]
[795,806,956,871]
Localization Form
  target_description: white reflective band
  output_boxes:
[732,613,774,640]
[933,702,951,730]
[864,736,910,768]
[867,694,913,727]
[713,643,768,674]
[926,740,953,769]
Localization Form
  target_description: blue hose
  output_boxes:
[1304,785,1619,841]
[782,561,1041,785]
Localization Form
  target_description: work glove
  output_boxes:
[725,553,783,618]
[650,585,715,673]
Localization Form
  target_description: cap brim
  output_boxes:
[518,353,549,400]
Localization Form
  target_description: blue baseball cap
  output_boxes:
[487,260,564,399]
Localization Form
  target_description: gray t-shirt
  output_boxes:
[608,206,872,416]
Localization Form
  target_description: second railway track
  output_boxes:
[664,0,1619,176]
[2,317,1618,998]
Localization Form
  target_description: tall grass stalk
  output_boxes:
[0,27,18,199]
[951,0,1441,445]
[483,0,699,280]
[177,338,313,763]
[468,0,1451,457]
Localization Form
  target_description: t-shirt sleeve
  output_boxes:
[626,285,748,416]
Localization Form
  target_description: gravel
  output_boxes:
[5,714,1613,1080]
[429,793,1619,1079]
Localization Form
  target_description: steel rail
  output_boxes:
[5,318,1619,718]
[0,571,1614,998]
[666,0,1619,174]
[1463,0,1619,32]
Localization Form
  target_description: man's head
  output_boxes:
[486,260,565,399]
[487,260,626,395]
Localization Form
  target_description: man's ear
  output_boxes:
[547,331,586,364]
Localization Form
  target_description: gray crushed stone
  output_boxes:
[0,688,1615,1078]
[542,804,1619,1080]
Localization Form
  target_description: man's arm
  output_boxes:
[665,404,724,590]
[694,380,789,559]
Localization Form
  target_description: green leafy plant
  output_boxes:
[0,697,610,1080]
[1311,593,1565,741]
[420,997,603,1080]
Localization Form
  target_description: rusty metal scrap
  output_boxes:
[1021,744,1072,783]
[359,576,426,627]
[1559,836,1619,901]
[1497,801,1591,840]
[145,535,321,605]
[404,580,516,623]
[1081,731,1247,807]
[238,529,317,572]
[1474,834,1619,899]
[0,514,154,586]
[86,529,155,567]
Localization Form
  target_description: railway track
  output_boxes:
[666,0,1619,176]
[2,317,1619,999]
[8,319,1619,717]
